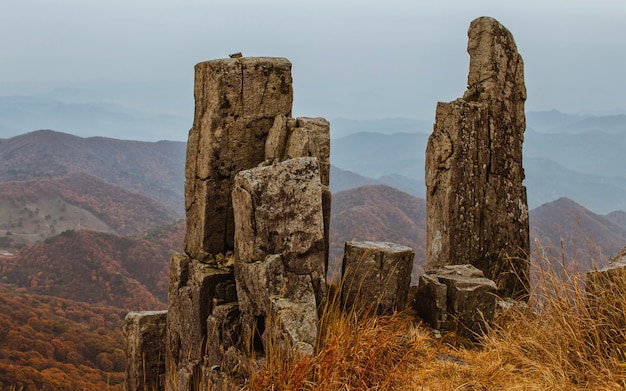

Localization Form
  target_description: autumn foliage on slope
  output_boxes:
[0,129,186,212]
[0,230,170,309]
[0,172,179,240]
[0,284,126,391]
[530,197,626,271]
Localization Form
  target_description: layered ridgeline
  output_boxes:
[0,221,184,390]
[330,111,626,214]
[0,129,186,213]
[0,111,624,389]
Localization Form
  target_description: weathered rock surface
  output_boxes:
[413,264,497,339]
[166,253,235,391]
[232,157,326,355]
[341,241,414,314]
[161,56,330,391]
[184,57,294,261]
[425,16,529,300]
[263,116,332,266]
[124,310,168,391]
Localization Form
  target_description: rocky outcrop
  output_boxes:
[161,56,330,390]
[262,116,332,267]
[183,57,294,261]
[341,241,414,315]
[413,265,496,339]
[166,254,235,390]
[124,311,168,391]
[425,16,530,300]
[232,157,327,356]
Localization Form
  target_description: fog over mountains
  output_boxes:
[0,86,624,214]
[0,82,191,141]
[330,110,626,214]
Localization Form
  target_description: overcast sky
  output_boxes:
[2,0,626,123]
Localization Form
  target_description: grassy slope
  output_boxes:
[241,253,626,390]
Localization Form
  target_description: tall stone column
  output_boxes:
[184,57,294,261]
[165,56,330,390]
[425,17,530,300]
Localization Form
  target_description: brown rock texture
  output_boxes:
[184,57,293,261]
[413,264,497,339]
[425,16,530,299]
[124,310,168,391]
[341,241,414,315]
[232,157,327,356]
[165,253,234,391]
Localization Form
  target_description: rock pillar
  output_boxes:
[425,17,530,300]
[184,57,294,261]
[163,56,330,390]
[341,241,414,315]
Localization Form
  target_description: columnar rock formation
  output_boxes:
[125,16,533,390]
[425,16,530,300]
[164,56,330,390]
[232,157,327,356]
[183,57,294,261]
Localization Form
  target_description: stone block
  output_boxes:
[414,264,497,339]
[341,241,414,315]
[232,157,327,305]
[124,310,168,391]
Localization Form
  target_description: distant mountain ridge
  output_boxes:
[530,197,626,269]
[329,185,426,283]
[0,129,186,213]
[0,94,189,141]
[331,186,626,280]
[330,112,626,214]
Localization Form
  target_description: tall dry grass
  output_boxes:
[238,242,626,391]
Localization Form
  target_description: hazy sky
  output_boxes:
[2,0,626,122]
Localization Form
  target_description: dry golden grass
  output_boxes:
[240,245,626,391]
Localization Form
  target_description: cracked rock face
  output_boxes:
[232,157,327,356]
[425,17,530,300]
[184,57,293,261]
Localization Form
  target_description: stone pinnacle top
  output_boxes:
[464,16,526,105]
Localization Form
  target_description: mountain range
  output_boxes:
[330,110,626,214]
[0,129,186,213]
[0,123,625,389]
